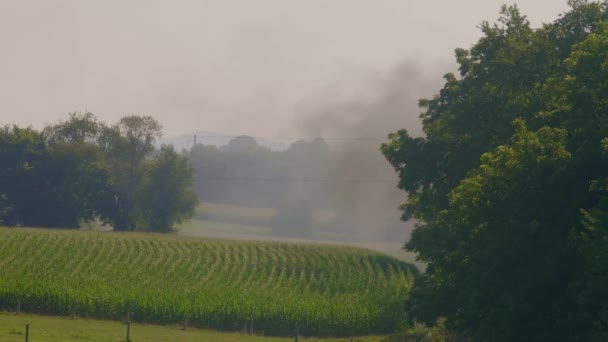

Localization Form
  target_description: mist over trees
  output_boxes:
[188,135,406,240]
[382,1,608,340]
[189,136,331,238]
[0,113,197,232]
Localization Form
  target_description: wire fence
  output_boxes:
[3,311,414,342]
[4,303,408,342]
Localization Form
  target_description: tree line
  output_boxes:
[188,136,405,240]
[382,1,608,340]
[0,113,197,232]
[189,136,335,237]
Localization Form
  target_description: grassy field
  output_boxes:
[177,218,350,243]
[0,312,388,342]
[194,202,276,226]
[0,228,417,336]
[193,202,337,230]
[178,218,272,237]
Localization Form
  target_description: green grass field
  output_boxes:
[194,202,276,226]
[193,202,338,231]
[177,218,351,243]
[0,312,388,342]
[0,228,418,336]
[178,218,272,237]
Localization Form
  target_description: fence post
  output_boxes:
[17,299,21,314]
[25,324,29,342]
[294,323,299,342]
[126,320,131,342]
[71,301,76,320]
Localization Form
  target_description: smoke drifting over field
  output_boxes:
[187,62,443,244]
[186,62,445,244]
[295,62,443,241]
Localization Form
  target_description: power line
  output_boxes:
[163,133,390,143]
[193,176,397,184]
[0,175,398,184]
[0,176,399,184]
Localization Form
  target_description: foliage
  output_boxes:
[0,126,51,226]
[382,2,608,341]
[135,145,198,232]
[0,228,418,336]
[188,137,333,236]
[99,115,164,231]
[0,113,195,233]
[188,135,405,240]
[188,137,330,208]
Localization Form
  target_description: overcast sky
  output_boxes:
[0,1,570,138]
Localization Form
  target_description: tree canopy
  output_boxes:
[0,113,197,233]
[382,1,608,340]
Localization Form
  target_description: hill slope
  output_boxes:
[0,228,417,336]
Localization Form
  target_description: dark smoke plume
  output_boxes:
[295,62,444,242]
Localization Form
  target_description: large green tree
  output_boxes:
[0,114,113,228]
[43,113,114,227]
[134,145,198,232]
[0,126,50,226]
[99,115,163,231]
[1,113,197,233]
[382,2,608,341]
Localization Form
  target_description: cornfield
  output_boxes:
[0,228,417,336]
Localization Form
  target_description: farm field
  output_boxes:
[193,202,276,226]
[177,219,421,268]
[0,228,418,336]
[178,218,348,243]
[0,312,388,342]
[193,202,336,227]
[178,218,272,237]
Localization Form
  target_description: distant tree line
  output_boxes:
[189,136,330,207]
[188,136,332,237]
[0,113,197,232]
[188,135,407,240]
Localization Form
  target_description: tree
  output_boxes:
[40,141,112,228]
[222,135,258,152]
[382,2,608,340]
[134,145,198,232]
[42,113,114,228]
[574,148,608,342]
[0,113,197,233]
[551,19,608,341]
[44,112,101,145]
[0,120,111,228]
[100,115,163,231]
[0,126,49,226]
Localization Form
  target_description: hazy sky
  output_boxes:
[0,1,570,138]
